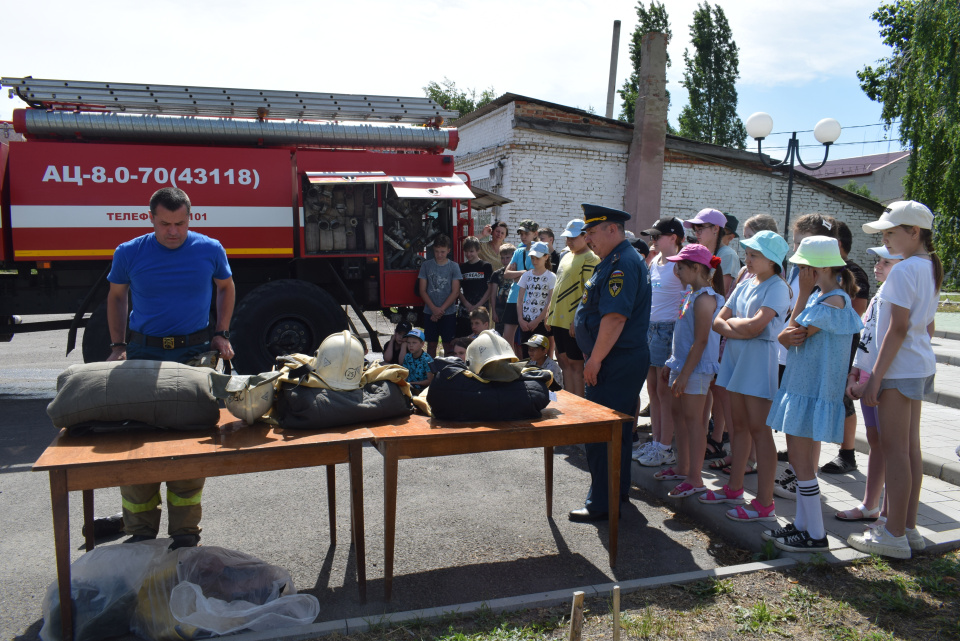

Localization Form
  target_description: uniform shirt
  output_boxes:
[459,259,492,305]
[107,231,232,337]
[418,259,462,315]
[546,249,599,330]
[574,239,651,356]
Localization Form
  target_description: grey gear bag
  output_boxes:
[275,380,411,430]
[46,360,220,433]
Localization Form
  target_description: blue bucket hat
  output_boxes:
[740,230,788,266]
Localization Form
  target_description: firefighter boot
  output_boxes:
[166,478,204,543]
[121,483,163,537]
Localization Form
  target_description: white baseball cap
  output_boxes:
[528,241,550,258]
[866,246,903,260]
[561,219,586,237]
[862,200,933,234]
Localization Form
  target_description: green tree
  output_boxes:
[676,2,746,149]
[423,78,496,120]
[842,180,876,200]
[617,1,672,124]
[859,0,960,285]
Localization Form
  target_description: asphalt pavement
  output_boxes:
[0,318,721,640]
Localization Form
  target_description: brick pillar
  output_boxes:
[623,32,668,235]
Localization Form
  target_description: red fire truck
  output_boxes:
[0,78,506,373]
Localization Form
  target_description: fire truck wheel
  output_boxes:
[230,280,347,374]
[81,302,113,362]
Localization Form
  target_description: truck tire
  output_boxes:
[81,302,112,362]
[230,280,347,374]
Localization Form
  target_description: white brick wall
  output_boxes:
[455,104,881,263]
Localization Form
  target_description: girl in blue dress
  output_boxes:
[763,236,863,551]
[703,230,790,523]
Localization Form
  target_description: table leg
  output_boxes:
[326,465,336,546]
[383,444,398,602]
[608,422,620,568]
[50,470,74,641]
[82,489,95,552]
[543,446,554,518]
[348,442,366,604]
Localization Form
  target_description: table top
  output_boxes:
[34,409,374,471]
[366,390,629,442]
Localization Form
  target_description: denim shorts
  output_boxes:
[667,369,713,395]
[647,321,675,368]
[879,375,935,402]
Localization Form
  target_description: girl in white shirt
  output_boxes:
[849,201,942,559]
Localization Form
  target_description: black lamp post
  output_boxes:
[745,112,842,237]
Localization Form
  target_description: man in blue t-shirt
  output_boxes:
[105,187,236,549]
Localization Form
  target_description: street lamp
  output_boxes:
[745,112,841,236]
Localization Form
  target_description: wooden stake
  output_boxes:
[568,591,585,641]
[612,585,621,641]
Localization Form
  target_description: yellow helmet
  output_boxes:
[315,330,366,391]
[465,330,518,377]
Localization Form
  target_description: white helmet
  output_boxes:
[465,330,518,377]
[315,330,365,391]
[224,379,276,425]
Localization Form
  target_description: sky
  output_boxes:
[0,0,901,161]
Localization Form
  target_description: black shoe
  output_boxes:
[568,507,608,522]
[81,513,124,539]
[777,449,790,462]
[169,534,201,550]
[773,530,829,552]
[761,523,799,542]
[820,455,857,474]
[705,436,727,460]
[638,403,650,418]
[124,534,157,544]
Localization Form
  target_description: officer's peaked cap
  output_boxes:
[581,204,631,230]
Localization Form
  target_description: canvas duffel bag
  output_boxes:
[425,357,551,421]
[275,379,411,430]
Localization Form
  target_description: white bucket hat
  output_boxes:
[315,330,365,391]
[862,200,934,233]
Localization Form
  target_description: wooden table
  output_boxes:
[366,391,630,600]
[33,409,372,641]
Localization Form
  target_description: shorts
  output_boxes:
[423,314,456,343]
[502,304,519,326]
[552,325,584,361]
[857,370,878,427]
[879,375,935,402]
[647,321,676,368]
[667,369,713,395]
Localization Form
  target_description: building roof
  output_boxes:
[794,151,910,180]
[453,93,631,129]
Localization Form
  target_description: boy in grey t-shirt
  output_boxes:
[418,234,462,357]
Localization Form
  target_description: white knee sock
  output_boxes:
[797,479,824,540]
[793,484,807,532]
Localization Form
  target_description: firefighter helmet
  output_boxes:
[465,330,518,376]
[315,330,365,391]
[224,379,276,425]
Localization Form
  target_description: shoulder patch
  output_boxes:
[611,269,624,278]
[608,276,624,297]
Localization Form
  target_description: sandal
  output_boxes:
[707,457,732,471]
[836,504,880,522]
[668,482,706,498]
[698,485,745,504]
[653,467,686,481]
[721,462,758,476]
[726,499,777,522]
[705,436,726,460]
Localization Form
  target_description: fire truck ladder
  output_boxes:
[2,77,460,124]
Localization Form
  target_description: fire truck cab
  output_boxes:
[0,78,507,373]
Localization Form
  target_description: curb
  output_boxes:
[934,330,960,342]
[854,432,960,486]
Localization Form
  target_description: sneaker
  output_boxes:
[847,526,911,559]
[631,440,655,461]
[773,467,797,499]
[761,522,800,542]
[905,527,926,551]
[774,530,829,552]
[820,454,857,475]
[776,449,790,462]
[638,446,677,467]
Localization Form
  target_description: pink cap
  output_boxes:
[682,208,727,229]
[665,243,721,269]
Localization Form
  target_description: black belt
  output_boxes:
[129,328,210,350]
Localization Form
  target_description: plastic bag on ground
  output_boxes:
[40,539,170,641]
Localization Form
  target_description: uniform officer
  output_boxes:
[570,204,651,521]
[105,187,236,549]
